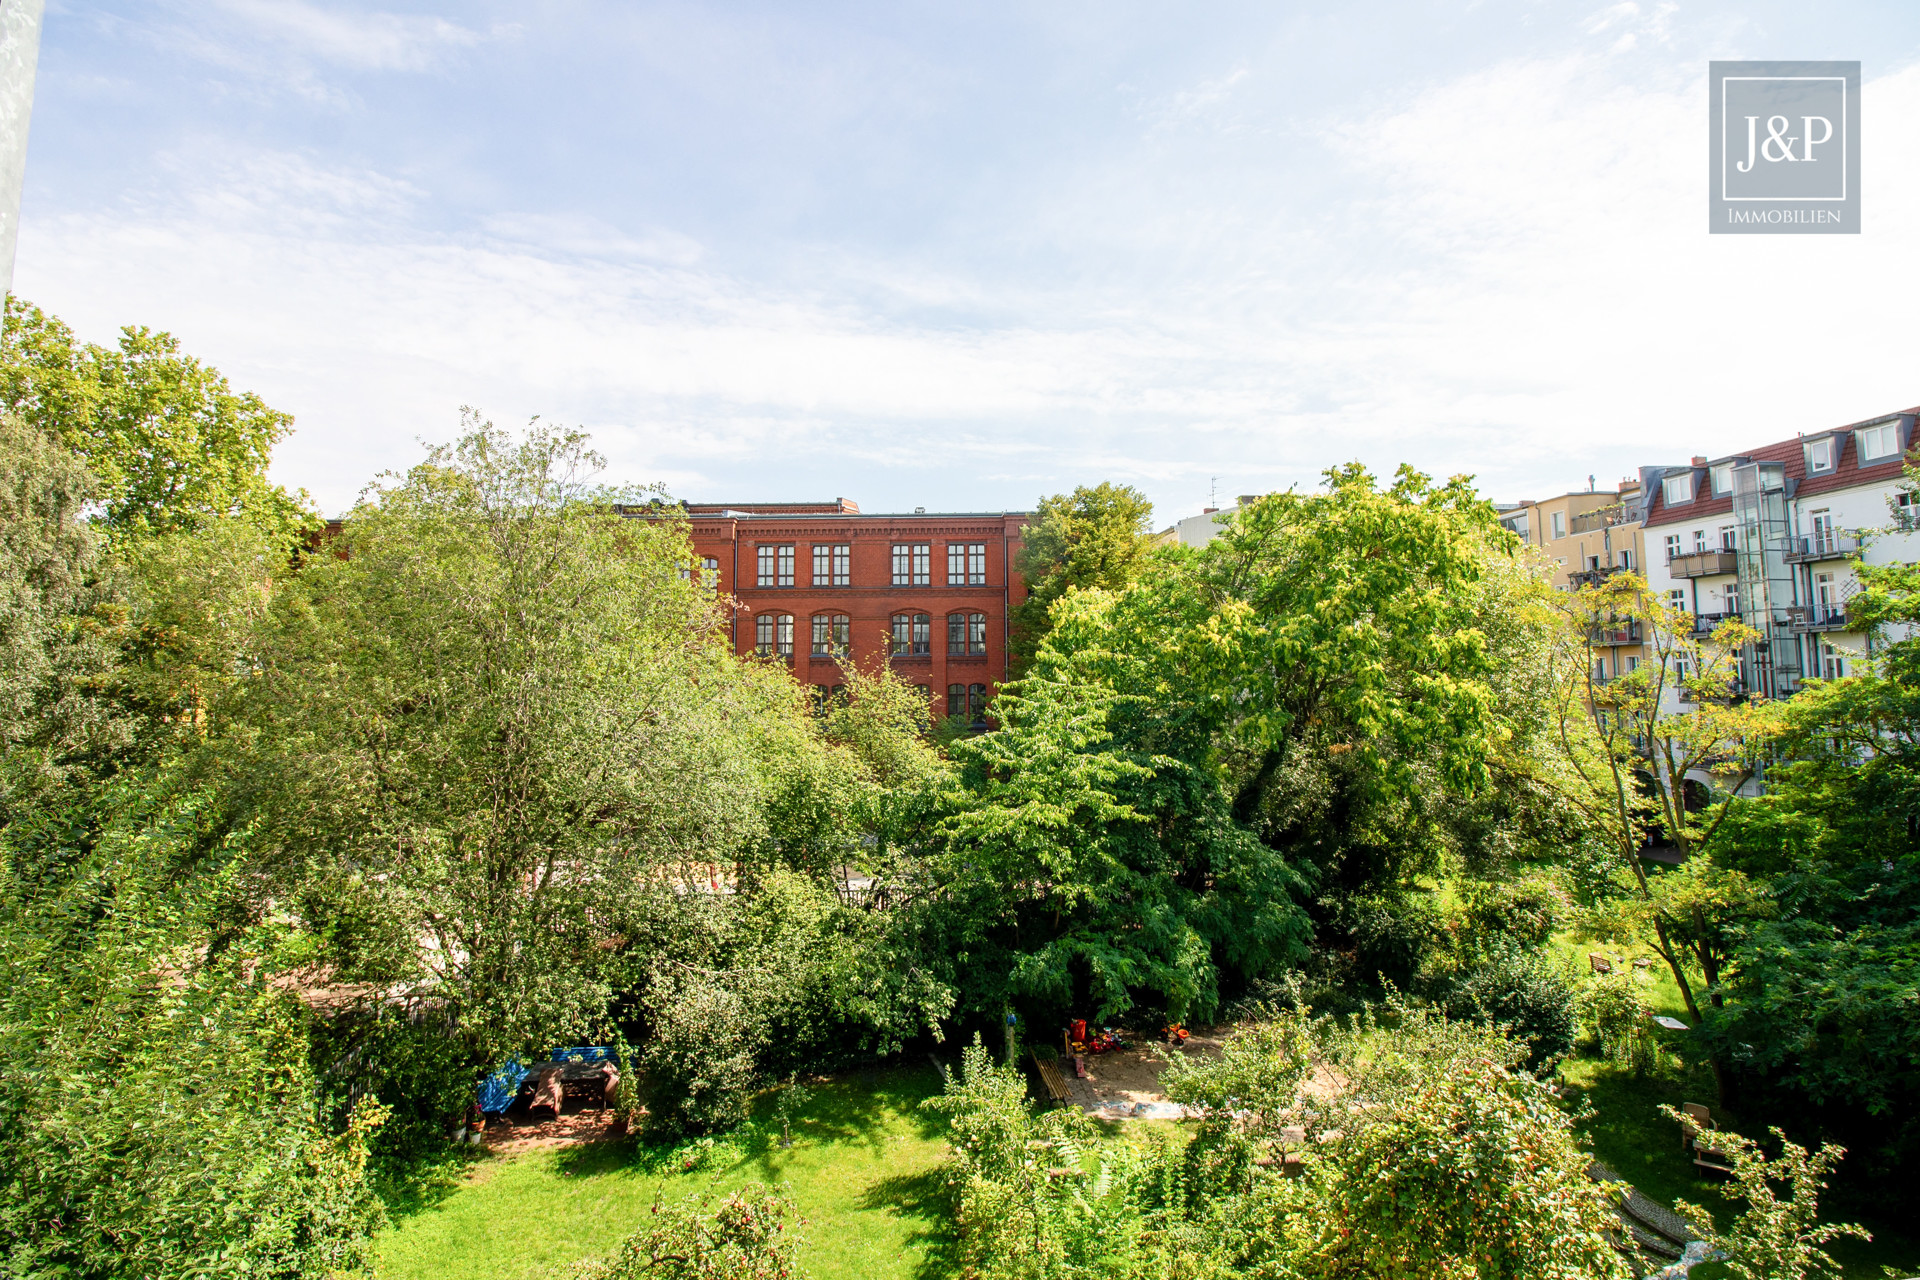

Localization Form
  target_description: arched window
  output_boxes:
[968,683,989,723]
[947,682,965,718]
[811,613,851,656]
[756,613,794,657]
[947,612,989,655]
[891,612,930,656]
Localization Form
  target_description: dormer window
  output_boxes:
[1805,436,1836,474]
[1856,419,1904,464]
[1711,463,1734,496]
[1663,473,1694,506]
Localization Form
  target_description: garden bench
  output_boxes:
[1031,1051,1073,1106]
[1677,1102,1734,1174]
[1588,952,1614,975]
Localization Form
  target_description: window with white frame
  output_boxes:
[891,543,930,586]
[1664,533,1681,561]
[890,612,930,655]
[757,544,794,588]
[946,611,987,655]
[1856,420,1903,464]
[1627,656,1639,673]
[1663,473,1694,506]
[1810,510,1836,555]
[756,613,794,656]
[1711,463,1734,496]
[1668,588,1686,613]
[1617,548,1634,570]
[1551,510,1566,538]
[811,613,850,655]
[1719,525,1739,551]
[702,556,720,591]
[947,542,987,585]
[812,543,850,586]
[1693,529,1707,552]
[1821,641,1846,680]
[1805,437,1836,474]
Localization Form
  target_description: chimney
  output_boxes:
[1202,507,1219,515]
[1690,456,1707,467]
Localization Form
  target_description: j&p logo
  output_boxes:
[1709,61,1859,234]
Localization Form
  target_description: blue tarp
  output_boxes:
[476,1046,615,1113]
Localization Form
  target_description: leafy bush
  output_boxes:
[1441,942,1579,1069]
[572,1182,804,1280]
[1458,876,1568,950]
[1578,970,1657,1072]
[1334,891,1444,989]
[1660,1109,1869,1280]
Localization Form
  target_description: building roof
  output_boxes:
[1642,406,1919,529]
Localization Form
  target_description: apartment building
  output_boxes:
[654,499,1031,726]
[1641,406,1920,702]
[1499,483,1653,678]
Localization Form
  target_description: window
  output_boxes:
[812,684,846,715]
[1663,474,1694,506]
[755,613,794,657]
[1810,510,1836,555]
[1594,657,1608,682]
[1806,437,1836,474]
[1711,463,1733,496]
[1724,583,1740,616]
[946,683,965,719]
[892,543,930,586]
[1693,529,1707,552]
[1856,420,1903,464]
[947,542,987,585]
[1664,533,1681,562]
[890,612,930,656]
[1617,548,1634,570]
[947,612,987,655]
[1821,642,1846,680]
[967,683,988,722]
[811,613,850,656]
[1626,656,1640,673]
[756,544,794,588]
[1586,555,1601,571]
[812,543,850,587]
[1668,589,1686,613]
[702,556,720,591]
[1551,510,1566,539]
[1719,525,1739,551]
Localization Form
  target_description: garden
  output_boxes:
[1,301,1915,1279]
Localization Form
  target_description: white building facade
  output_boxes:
[1641,406,1920,707]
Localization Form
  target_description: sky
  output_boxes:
[14,1,1920,522]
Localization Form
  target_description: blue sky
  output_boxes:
[17,1,1920,520]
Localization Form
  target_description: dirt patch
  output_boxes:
[1059,1031,1225,1119]
[479,1103,626,1153]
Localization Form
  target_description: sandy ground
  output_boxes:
[478,1103,625,1153]
[1059,1031,1224,1119]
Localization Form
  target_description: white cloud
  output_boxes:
[206,0,511,73]
[15,44,1920,522]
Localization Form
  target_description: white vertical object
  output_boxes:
[0,0,45,296]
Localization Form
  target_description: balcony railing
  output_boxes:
[1588,621,1643,646]
[1569,506,1630,535]
[1783,532,1865,562]
[1789,604,1854,633]
[1689,610,1735,636]
[1666,549,1739,579]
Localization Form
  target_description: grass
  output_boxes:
[375,1064,955,1280]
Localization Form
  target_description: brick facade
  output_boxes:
[676,500,1032,722]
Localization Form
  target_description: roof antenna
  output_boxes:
[1588,474,1596,493]
[1209,476,1219,509]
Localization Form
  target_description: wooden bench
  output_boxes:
[1031,1051,1072,1106]
[1678,1102,1734,1173]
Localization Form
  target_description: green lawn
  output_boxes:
[376,1065,955,1280]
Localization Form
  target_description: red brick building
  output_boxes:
[674,499,1032,724]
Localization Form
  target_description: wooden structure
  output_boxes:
[1031,1050,1072,1106]
[1678,1102,1734,1174]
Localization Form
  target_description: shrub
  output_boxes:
[1441,942,1579,1070]
[1459,876,1568,950]
[572,1182,804,1280]
[1579,970,1657,1072]
[1336,892,1444,989]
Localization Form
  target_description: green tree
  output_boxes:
[1009,482,1155,669]
[0,297,314,543]
[217,417,782,1072]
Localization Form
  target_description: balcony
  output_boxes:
[1689,610,1735,637]
[1783,533,1865,563]
[1588,621,1643,646]
[1667,549,1738,579]
[1569,566,1621,589]
[1789,605,1855,633]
